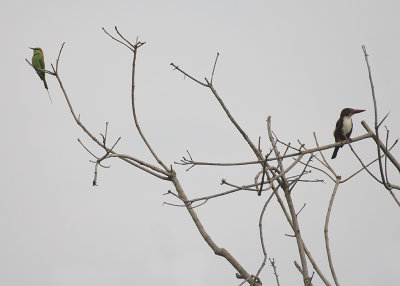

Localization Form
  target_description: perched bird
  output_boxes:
[331,108,365,159]
[30,47,52,102]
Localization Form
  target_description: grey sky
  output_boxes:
[1,0,399,285]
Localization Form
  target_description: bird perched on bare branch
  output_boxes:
[30,47,52,103]
[331,108,365,159]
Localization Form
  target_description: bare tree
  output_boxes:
[27,27,399,286]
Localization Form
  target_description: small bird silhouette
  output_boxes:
[331,108,365,159]
[30,47,52,103]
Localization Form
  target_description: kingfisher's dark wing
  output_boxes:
[333,118,343,142]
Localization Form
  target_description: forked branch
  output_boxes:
[103,27,169,172]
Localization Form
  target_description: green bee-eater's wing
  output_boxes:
[39,56,45,69]
[32,54,47,89]
[32,54,40,69]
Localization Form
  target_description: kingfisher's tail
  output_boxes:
[331,146,340,159]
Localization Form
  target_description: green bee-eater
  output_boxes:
[30,47,52,102]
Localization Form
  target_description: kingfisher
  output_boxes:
[331,108,365,159]
[30,47,52,102]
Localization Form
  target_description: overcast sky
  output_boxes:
[1,0,400,285]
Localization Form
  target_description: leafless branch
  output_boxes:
[256,191,275,277]
[267,116,311,285]
[361,121,400,173]
[294,261,314,286]
[222,179,267,192]
[92,137,121,185]
[377,112,390,129]
[265,168,332,285]
[105,153,170,180]
[342,139,398,182]
[176,133,372,169]
[384,127,390,185]
[346,137,383,184]
[77,138,98,159]
[324,179,341,286]
[296,159,336,183]
[362,45,394,191]
[48,38,170,183]
[170,63,208,86]
[303,244,332,286]
[103,28,167,174]
[102,27,134,52]
[269,258,281,286]
[313,133,337,177]
[238,275,260,286]
[258,142,278,196]
[206,78,263,161]
[296,203,307,217]
[289,156,313,193]
[361,122,400,204]
[170,174,261,286]
[171,61,263,161]
[114,26,144,49]
[55,42,65,73]
[210,52,219,84]
[162,201,187,207]
[187,181,270,205]
[258,155,269,196]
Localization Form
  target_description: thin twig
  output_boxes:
[258,145,276,195]
[313,132,337,177]
[269,258,281,286]
[210,52,219,84]
[384,127,390,185]
[77,138,98,159]
[255,191,275,277]
[295,159,336,183]
[55,42,65,73]
[115,26,138,48]
[206,78,263,161]
[170,63,208,86]
[377,112,390,128]
[342,139,398,182]
[258,155,268,196]
[92,137,122,185]
[296,203,307,217]
[361,121,400,173]
[102,27,134,52]
[362,45,388,188]
[346,138,383,183]
[289,156,313,193]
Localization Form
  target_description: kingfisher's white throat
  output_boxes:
[342,115,353,136]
